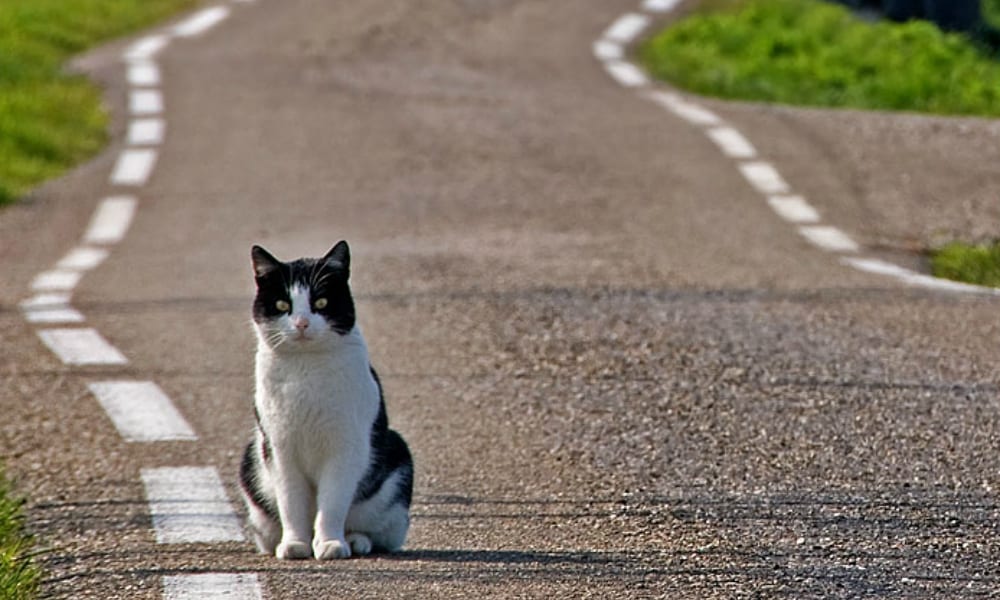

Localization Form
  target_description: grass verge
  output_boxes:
[0,472,39,600]
[930,242,1000,288]
[0,0,198,206]
[640,0,1000,117]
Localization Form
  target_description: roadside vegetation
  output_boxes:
[640,0,1000,117]
[0,472,39,600]
[0,0,197,205]
[641,0,1000,288]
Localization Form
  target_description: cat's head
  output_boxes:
[250,241,356,351]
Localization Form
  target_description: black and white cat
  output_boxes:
[239,241,413,560]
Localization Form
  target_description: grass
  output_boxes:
[930,241,1000,287]
[0,472,39,600]
[0,0,198,206]
[640,0,1000,117]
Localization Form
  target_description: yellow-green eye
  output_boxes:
[314,297,328,310]
[275,300,290,312]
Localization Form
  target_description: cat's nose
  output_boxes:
[291,316,309,331]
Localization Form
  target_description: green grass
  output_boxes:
[930,241,1000,287]
[640,0,1000,117]
[0,0,198,205]
[0,472,39,600]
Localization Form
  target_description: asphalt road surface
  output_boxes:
[3,0,1000,598]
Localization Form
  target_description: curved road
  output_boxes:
[3,0,1000,597]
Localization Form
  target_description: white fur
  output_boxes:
[251,285,381,560]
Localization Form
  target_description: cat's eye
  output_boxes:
[313,298,328,310]
[275,300,291,312]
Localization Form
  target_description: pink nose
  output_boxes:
[292,316,309,331]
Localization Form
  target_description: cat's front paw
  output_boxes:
[275,540,312,560]
[313,538,351,560]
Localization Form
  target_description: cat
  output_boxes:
[238,241,413,560]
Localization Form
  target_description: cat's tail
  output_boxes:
[239,435,281,554]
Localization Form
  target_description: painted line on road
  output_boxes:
[20,294,85,324]
[127,118,166,146]
[141,466,245,544]
[599,1,1000,294]
[111,148,158,186]
[768,195,820,224]
[31,270,83,292]
[36,328,128,365]
[85,196,138,245]
[88,381,197,442]
[124,34,170,62]
[162,574,263,600]
[707,126,757,159]
[56,246,110,271]
[173,6,231,38]
[129,89,164,115]
[738,161,790,195]
[127,61,161,87]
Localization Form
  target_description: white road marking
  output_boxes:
[127,118,166,146]
[20,294,84,324]
[603,13,650,44]
[738,161,790,195]
[127,61,161,87]
[799,225,860,253]
[36,328,128,365]
[643,91,721,126]
[592,39,623,61]
[767,195,820,223]
[162,574,263,600]
[88,381,197,442]
[84,196,138,245]
[706,126,757,159]
[129,89,164,115]
[643,0,682,12]
[842,257,1000,294]
[141,467,245,544]
[123,35,170,62]
[31,270,83,292]
[604,60,649,87]
[57,246,109,271]
[173,6,231,37]
[110,149,158,186]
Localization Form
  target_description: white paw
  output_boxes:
[313,539,351,560]
[275,540,311,560]
[347,533,372,556]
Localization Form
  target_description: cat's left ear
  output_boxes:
[323,240,350,277]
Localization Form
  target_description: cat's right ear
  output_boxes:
[251,245,282,279]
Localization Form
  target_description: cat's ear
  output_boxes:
[323,240,350,276]
[251,245,282,279]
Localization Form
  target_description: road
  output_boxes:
[2,0,1000,597]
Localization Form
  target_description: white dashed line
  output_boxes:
[84,196,138,245]
[767,195,820,224]
[88,381,197,442]
[56,246,110,271]
[172,6,231,37]
[123,35,170,62]
[642,0,682,12]
[111,149,158,186]
[31,270,83,292]
[36,328,128,365]
[603,13,650,44]
[141,467,245,544]
[127,118,166,146]
[799,225,860,253]
[127,61,161,86]
[738,161,791,195]
[706,126,757,159]
[592,39,623,61]
[20,294,85,324]
[129,89,164,115]
[643,91,721,126]
[162,574,263,600]
[603,60,649,87]
[842,257,999,294]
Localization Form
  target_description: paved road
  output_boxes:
[3,0,1000,597]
